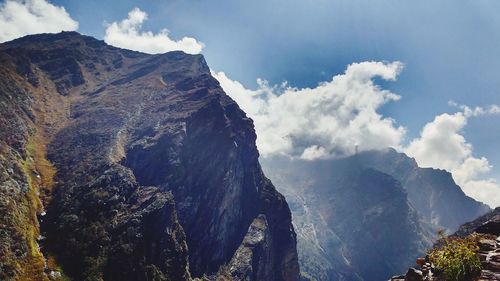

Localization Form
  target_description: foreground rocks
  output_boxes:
[478,237,500,281]
[458,208,500,280]
[390,208,500,281]
[389,260,439,281]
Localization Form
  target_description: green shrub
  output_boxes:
[428,233,482,281]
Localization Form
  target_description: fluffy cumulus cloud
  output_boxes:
[213,61,406,159]
[0,0,78,43]
[104,8,204,55]
[405,106,500,207]
[214,66,500,207]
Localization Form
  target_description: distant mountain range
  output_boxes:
[261,148,490,281]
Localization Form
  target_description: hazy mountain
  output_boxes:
[356,148,490,232]
[0,32,299,281]
[261,149,490,281]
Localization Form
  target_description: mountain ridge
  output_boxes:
[356,148,491,231]
[0,31,299,281]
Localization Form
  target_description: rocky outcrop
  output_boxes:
[227,215,274,280]
[388,259,440,281]
[456,208,500,280]
[0,32,299,281]
[45,165,191,281]
[390,208,500,281]
[454,208,500,238]
[477,237,500,281]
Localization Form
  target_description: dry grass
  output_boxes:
[428,232,486,281]
[15,137,50,281]
[1,49,72,281]
[30,133,57,206]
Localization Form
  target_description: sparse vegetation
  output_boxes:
[428,231,483,281]
[0,133,61,281]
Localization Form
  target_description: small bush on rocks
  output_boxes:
[428,233,482,281]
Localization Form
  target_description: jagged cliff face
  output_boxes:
[0,32,299,281]
[262,156,435,281]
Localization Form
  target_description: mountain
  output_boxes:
[261,155,434,281]
[0,32,299,281]
[261,149,490,281]
[355,148,490,232]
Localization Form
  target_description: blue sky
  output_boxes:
[52,0,498,121]
[1,0,500,205]
[51,0,500,165]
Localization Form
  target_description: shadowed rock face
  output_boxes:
[228,215,274,280]
[0,32,299,281]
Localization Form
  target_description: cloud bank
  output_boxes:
[213,61,406,159]
[215,65,500,207]
[0,0,78,43]
[104,8,204,55]
[405,106,500,207]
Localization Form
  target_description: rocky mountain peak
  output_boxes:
[0,32,298,281]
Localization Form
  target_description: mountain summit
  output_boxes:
[0,32,299,281]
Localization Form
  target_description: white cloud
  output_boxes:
[0,0,78,43]
[405,108,500,208]
[213,61,406,159]
[449,100,500,117]
[104,8,204,55]
[405,113,470,171]
[214,65,500,207]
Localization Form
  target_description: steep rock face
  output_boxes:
[262,156,434,281]
[46,164,191,281]
[0,32,299,281]
[227,215,274,280]
[357,148,490,232]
